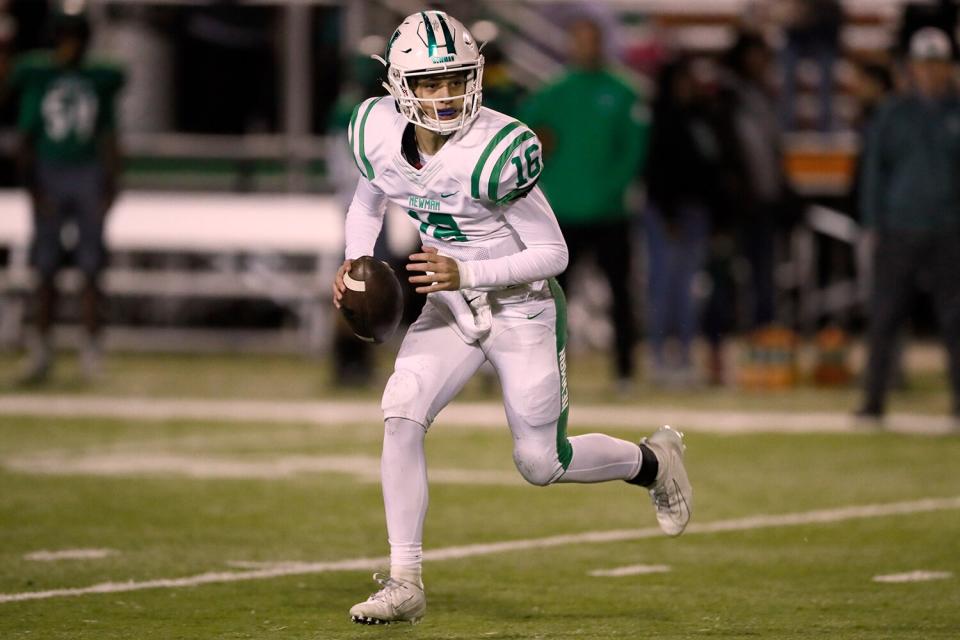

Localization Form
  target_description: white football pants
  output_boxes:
[380,280,644,576]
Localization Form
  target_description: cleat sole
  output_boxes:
[351,615,421,626]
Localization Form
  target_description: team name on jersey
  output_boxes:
[408,195,441,211]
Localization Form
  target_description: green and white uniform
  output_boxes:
[347,12,679,627]
[346,96,577,483]
[9,52,125,277]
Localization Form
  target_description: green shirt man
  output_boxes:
[521,69,649,225]
[519,17,649,384]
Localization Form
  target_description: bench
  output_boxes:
[0,190,345,353]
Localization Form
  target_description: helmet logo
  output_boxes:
[431,55,455,64]
[419,11,457,58]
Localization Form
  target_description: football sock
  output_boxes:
[382,417,428,586]
[626,444,659,487]
[558,433,643,483]
[391,565,422,587]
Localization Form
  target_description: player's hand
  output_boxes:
[332,259,353,308]
[407,246,460,293]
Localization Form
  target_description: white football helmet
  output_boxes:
[375,11,484,134]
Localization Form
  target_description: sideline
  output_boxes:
[0,395,956,434]
[2,496,958,604]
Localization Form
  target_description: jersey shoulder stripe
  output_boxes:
[487,129,537,203]
[346,102,364,177]
[470,119,521,199]
[349,96,389,179]
[468,109,542,205]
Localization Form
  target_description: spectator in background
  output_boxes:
[721,31,794,330]
[522,16,649,390]
[7,11,125,383]
[847,61,895,223]
[478,41,526,118]
[644,57,725,386]
[668,58,744,387]
[777,0,843,131]
[848,62,913,390]
[856,27,960,425]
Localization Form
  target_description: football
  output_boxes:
[339,256,404,344]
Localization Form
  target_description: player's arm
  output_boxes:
[405,190,569,294]
[458,185,568,290]
[334,176,387,307]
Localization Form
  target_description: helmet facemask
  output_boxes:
[387,63,484,134]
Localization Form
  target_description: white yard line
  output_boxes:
[1,496,958,604]
[589,564,671,577]
[873,571,953,583]
[3,452,521,485]
[0,395,956,434]
[24,549,116,562]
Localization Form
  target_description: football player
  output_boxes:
[333,11,692,625]
[9,11,124,382]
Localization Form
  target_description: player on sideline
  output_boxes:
[333,11,692,625]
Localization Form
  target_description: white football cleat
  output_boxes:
[642,425,692,536]
[350,573,426,625]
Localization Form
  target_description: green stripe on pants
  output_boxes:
[548,277,572,470]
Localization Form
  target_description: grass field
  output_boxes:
[0,350,958,638]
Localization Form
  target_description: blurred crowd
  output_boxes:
[0,1,959,422]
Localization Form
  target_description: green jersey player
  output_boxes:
[8,11,124,382]
[332,10,692,625]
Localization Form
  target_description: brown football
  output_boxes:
[339,256,404,344]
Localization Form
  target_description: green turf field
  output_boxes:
[0,348,953,414]
[1,368,959,639]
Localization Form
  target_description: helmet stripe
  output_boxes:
[434,11,457,54]
[420,11,438,57]
[471,121,521,198]
[384,29,400,60]
[488,130,535,202]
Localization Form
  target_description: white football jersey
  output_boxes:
[347,95,546,264]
